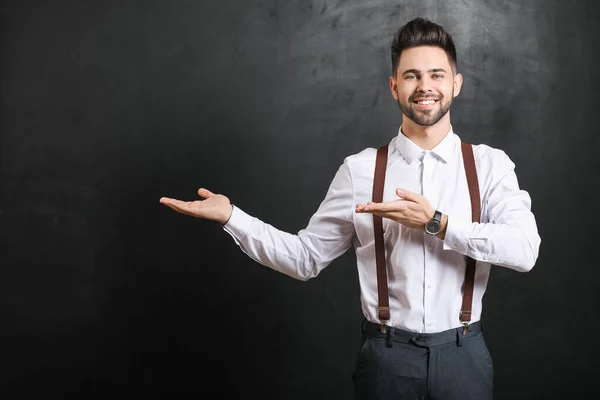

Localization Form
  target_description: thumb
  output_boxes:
[396,188,419,202]
[198,188,216,199]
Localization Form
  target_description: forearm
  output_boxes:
[222,206,326,280]
[223,159,356,280]
[442,214,540,272]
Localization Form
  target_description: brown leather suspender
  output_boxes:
[372,142,480,334]
[373,145,390,332]
[459,141,481,333]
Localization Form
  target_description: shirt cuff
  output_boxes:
[442,215,472,254]
[222,205,254,241]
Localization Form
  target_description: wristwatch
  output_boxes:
[425,210,442,235]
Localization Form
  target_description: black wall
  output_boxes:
[1,0,598,398]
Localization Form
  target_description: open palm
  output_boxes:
[160,188,233,224]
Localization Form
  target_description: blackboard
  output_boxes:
[1,0,598,398]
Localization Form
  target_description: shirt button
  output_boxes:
[427,285,432,290]
[428,245,434,252]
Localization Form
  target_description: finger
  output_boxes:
[364,201,399,212]
[358,202,377,211]
[396,188,420,203]
[160,197,180,206]
[365,203,387,212]
[161,200,181,212]
[358,208,387,218]
[198,188,215,198]
[167,201,200,217]
[161,198,189,211]
[164,202,183,213]
[356,203,379,213]
[358,200,404,213]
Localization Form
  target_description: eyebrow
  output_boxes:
[402,68,448,75]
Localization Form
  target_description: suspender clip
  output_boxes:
[380,323,388,333]
[462,322,469,335]
[459,310,471,335]
[377,306,390,333]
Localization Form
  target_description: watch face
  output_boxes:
[425,220,441,235]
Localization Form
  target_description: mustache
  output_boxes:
[409,94,442,102]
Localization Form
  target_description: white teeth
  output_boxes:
[417,100,435,105]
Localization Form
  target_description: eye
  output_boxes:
[433,74,445,79]
[405,75,417,80]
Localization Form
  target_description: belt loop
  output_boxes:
[386,327,395,348]
[456,327,464,347]
[361,318,367,335]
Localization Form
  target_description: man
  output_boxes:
[160,17,540,400]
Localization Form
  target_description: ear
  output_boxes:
[453,73,463,98]
[389,76,398,100]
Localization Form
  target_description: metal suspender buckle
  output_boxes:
[459,310,471,335]
[380,322,389,334]
[461,322,469,335]
[378,306,390,333]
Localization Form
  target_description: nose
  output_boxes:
[416,75,433,93]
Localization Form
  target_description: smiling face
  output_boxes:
[390,46,463,127]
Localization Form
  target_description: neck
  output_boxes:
[400,114,451,150]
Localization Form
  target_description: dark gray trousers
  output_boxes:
[352,320,493,400]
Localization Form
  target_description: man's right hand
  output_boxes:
[159,188,233,225]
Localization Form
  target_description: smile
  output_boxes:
[413,99,439,108]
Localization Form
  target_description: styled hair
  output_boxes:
[391,17,457,75]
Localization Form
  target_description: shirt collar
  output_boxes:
[394,125,458,164]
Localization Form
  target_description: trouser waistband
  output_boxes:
[362,319,482,347]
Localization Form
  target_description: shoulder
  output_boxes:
[336,146,383,183]
[342,146,379,168]
[463,141,517,183]
[468,142,515,170]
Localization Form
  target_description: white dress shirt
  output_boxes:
[223,127,541,333]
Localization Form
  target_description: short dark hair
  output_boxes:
[391,17,457,75]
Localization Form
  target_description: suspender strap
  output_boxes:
[371,141,481,335]
[373,145,390,331]
[460,142,481,333]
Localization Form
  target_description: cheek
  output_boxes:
[396,87,413,101]
[442,82,455,97]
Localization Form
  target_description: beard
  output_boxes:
[397,89,453,127]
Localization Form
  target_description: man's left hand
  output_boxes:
[355,188,434,230]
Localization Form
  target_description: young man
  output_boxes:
[160,17,540,400]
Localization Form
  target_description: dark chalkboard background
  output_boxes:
[1,0,598,398]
